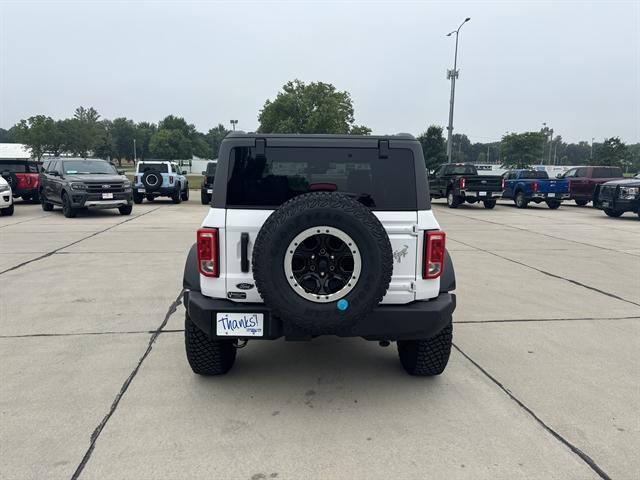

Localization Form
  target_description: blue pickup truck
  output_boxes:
[502,169,570,209]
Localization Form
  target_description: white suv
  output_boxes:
[0,176,14,216]
[182,134,456,376]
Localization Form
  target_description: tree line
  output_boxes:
[1,79,638,172]
[0,107,230,165]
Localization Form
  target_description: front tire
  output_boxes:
[185,313,236,375]
[483,199,496,209]
[201,190,211,205]
[604,208,623,218]
[62,192,77,218]
[172,190,182,204]
[40,191,54,211]
[133,192,143,204]
[546,200,561,209]
[575,199,589,207]
[118,205,133,215]
[515,192,528,209]
[0,204,14,216]
[181,184,189,201]
[397,323,453,376]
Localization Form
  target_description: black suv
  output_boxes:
[594,175,640,219]
[200,161,217,204]
[39,158,133,218]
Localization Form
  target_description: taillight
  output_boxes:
[532,182,538,193]
[423,231,446,279]
[459,177,466,189]
[197,228,219,277]
[169,176,174,184]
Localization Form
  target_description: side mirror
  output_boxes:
[556,173,563,179]
[49,170,59,176]
[202,171,207,175]
[181,170,187,175]
[117,169,125,175]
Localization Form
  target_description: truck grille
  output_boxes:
[598,185,616,201]
[85,182,125,193]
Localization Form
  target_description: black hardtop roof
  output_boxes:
[225,131,415,140]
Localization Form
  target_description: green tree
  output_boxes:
[417,125,447,170]
[59,106,102,157]
[135,122,157,160]
[14,115,60,159]
[205,124,230,158]
[258,79,370,134]
[594,137,627,167]
[448,133,472,163]
[110,117,137,165]
[0,127,18,143]
[149,129,192,160]
[500,131,546,168]
[93,120,116,160]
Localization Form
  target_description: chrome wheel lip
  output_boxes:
[284,226,361,304]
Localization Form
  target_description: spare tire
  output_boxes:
[252,192,393,334]
[142,170,162,192]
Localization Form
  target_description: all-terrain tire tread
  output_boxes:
[184,314,236,375]
[397,324,453,376]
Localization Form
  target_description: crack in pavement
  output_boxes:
[451,237,640,308]
[0,207,161,276]
[70,289,184,480]
[453,343,612,480]
[0,329,185,339]
[455,315,640,324]
[0,213,55,229]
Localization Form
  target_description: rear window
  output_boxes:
[226,146,417,210]
[206,163,217,175]
[138,162,169,173]
[0,161,39,173]
[445,164,477,175]
[520,170,549,179]
[592,167,622,178]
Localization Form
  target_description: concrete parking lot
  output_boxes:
[1,197,638,480]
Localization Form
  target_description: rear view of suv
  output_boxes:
[200,161,217,204]
[182,133,457,376]
[0,159,41,203]
[39,158,133,218]
[133,161,189,204]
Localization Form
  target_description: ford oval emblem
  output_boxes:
[236,283,254,290]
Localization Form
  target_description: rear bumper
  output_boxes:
[529,192,570,200]
[460,190,502,200]
[185,290,456,341]
[134,185,179,196]
[13,187,38,198]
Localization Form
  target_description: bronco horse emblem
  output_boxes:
[393,245,409,263]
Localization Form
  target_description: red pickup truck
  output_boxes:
[558,166,624,206]
[0,159,41,203]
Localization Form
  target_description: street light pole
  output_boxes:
[446,17,471,163]
[133,138,137,164]
[230,120,238,131]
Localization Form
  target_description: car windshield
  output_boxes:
[520,171,549,179]
[138,162,169,173]
[63,160,117,175]
[0,161,39,173]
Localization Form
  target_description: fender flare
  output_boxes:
[183,243,200,291]
[440,249,456,293]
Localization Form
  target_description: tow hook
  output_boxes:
[234,339,249,349]
[378,340,390,347]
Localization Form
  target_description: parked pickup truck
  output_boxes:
[593,175,640,219]
[502,169,569,209]
[558,166,624,206]
[429,163,504,209]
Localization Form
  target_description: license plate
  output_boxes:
[547,193,555,198]
[602,201,610,208]
[102,193,114,199]
[207,189,213,194]
[216,313,264,337]
[479,191,487,196]
[137,188,145,193]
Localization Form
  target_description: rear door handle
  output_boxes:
[240,233,250,273]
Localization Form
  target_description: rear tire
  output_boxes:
[185,313,236,375]
[62,192,77,218]
[201,190,211,205]
[118,205,133,215]
[133,192,143,204]
[397,323,453,376]
[172,190,182,204]
[0,204,14,216]
[515,192,528,209]
[483,199,496,209]
[604,208,623,218]
[40,191,54,211]
[446,190,461,208]
[181,184,189,201]
[146,195,155,202]
[546,200,561,209]
[30,191,40,204]
[575,199,589,207]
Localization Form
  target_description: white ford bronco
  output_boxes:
[182,133,456,376]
